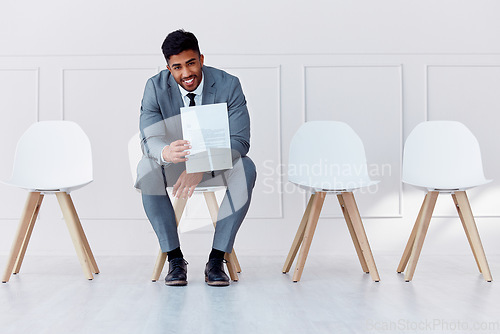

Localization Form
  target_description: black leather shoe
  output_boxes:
[165,258,188,286]
[204,258,230,286]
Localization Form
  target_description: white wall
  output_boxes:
[1,0,500,262]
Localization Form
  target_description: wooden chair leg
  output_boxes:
[57,193,99,274]
[173,197,188,226]
[452,191,492,282]
[451,193,481,273]
[337,193,369,274]
[224,252,239,281]
[204,192,239,281]
[282,194,315,273]
[56,192,93,280]
[292,192,326,282]
[203,192,219,225]
[151,196,188,282]
[227,250,240,274]
[151,250,168,282]
[340,192,380,282]
[451,192,481,273]
[13,193,44,274]
[231,248,241,273]
[2,192,43,283]
[77,226,100,275]
[404,191,438,282]
[397,196,427,273]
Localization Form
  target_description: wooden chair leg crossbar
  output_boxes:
[282,191,380,282]
[397,191,492,282]
[2,192,99,283]
[151,191,241,282]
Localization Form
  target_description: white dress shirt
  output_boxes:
[178,76,204,107]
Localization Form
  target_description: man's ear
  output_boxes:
[199,54,204,67]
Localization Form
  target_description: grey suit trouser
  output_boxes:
[139,156,256,253]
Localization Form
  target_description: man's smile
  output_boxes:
[183,76,196,87]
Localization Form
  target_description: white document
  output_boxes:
[180,103,233,173]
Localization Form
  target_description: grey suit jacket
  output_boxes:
[135,65,251,190]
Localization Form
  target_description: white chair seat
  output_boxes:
[2,179,93,193]
[186,186,226,193]
[291,180,380,194]
[403,181,492,193]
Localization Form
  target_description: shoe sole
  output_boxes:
[165,280,187,286]
[205,277,230,286]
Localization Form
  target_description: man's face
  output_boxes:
[167,49,204,92]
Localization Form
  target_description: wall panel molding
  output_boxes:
[425,64,500,218]
[185,65,284,219]
[425,64,500,121]
[61,67,159,120]
[0,68,40,121]
[0,68,40,219]
[61,67,159,220]
[302,64,404,219]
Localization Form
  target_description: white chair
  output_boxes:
[397,121,493,282]
[2,121,98,282]
[282,121,380,282]
[128,133,241,282]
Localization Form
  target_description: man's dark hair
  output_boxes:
[161,29,200,63]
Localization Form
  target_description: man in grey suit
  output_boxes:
[136,30,256,286]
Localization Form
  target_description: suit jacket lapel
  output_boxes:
[167,72,184,117]
[161,71,184,139]
[202,67,216,105]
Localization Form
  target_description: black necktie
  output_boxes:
[187,93,196,106]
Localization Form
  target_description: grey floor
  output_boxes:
[1,254,499,334]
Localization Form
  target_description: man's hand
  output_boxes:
[162,140,191,163]
[172,171,204,199]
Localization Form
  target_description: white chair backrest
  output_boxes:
[7,121,93,191]
[128,132,142,186]
[402,121,490,190]
[288,121,377,191]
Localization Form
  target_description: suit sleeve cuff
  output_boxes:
[160,145,172,166]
